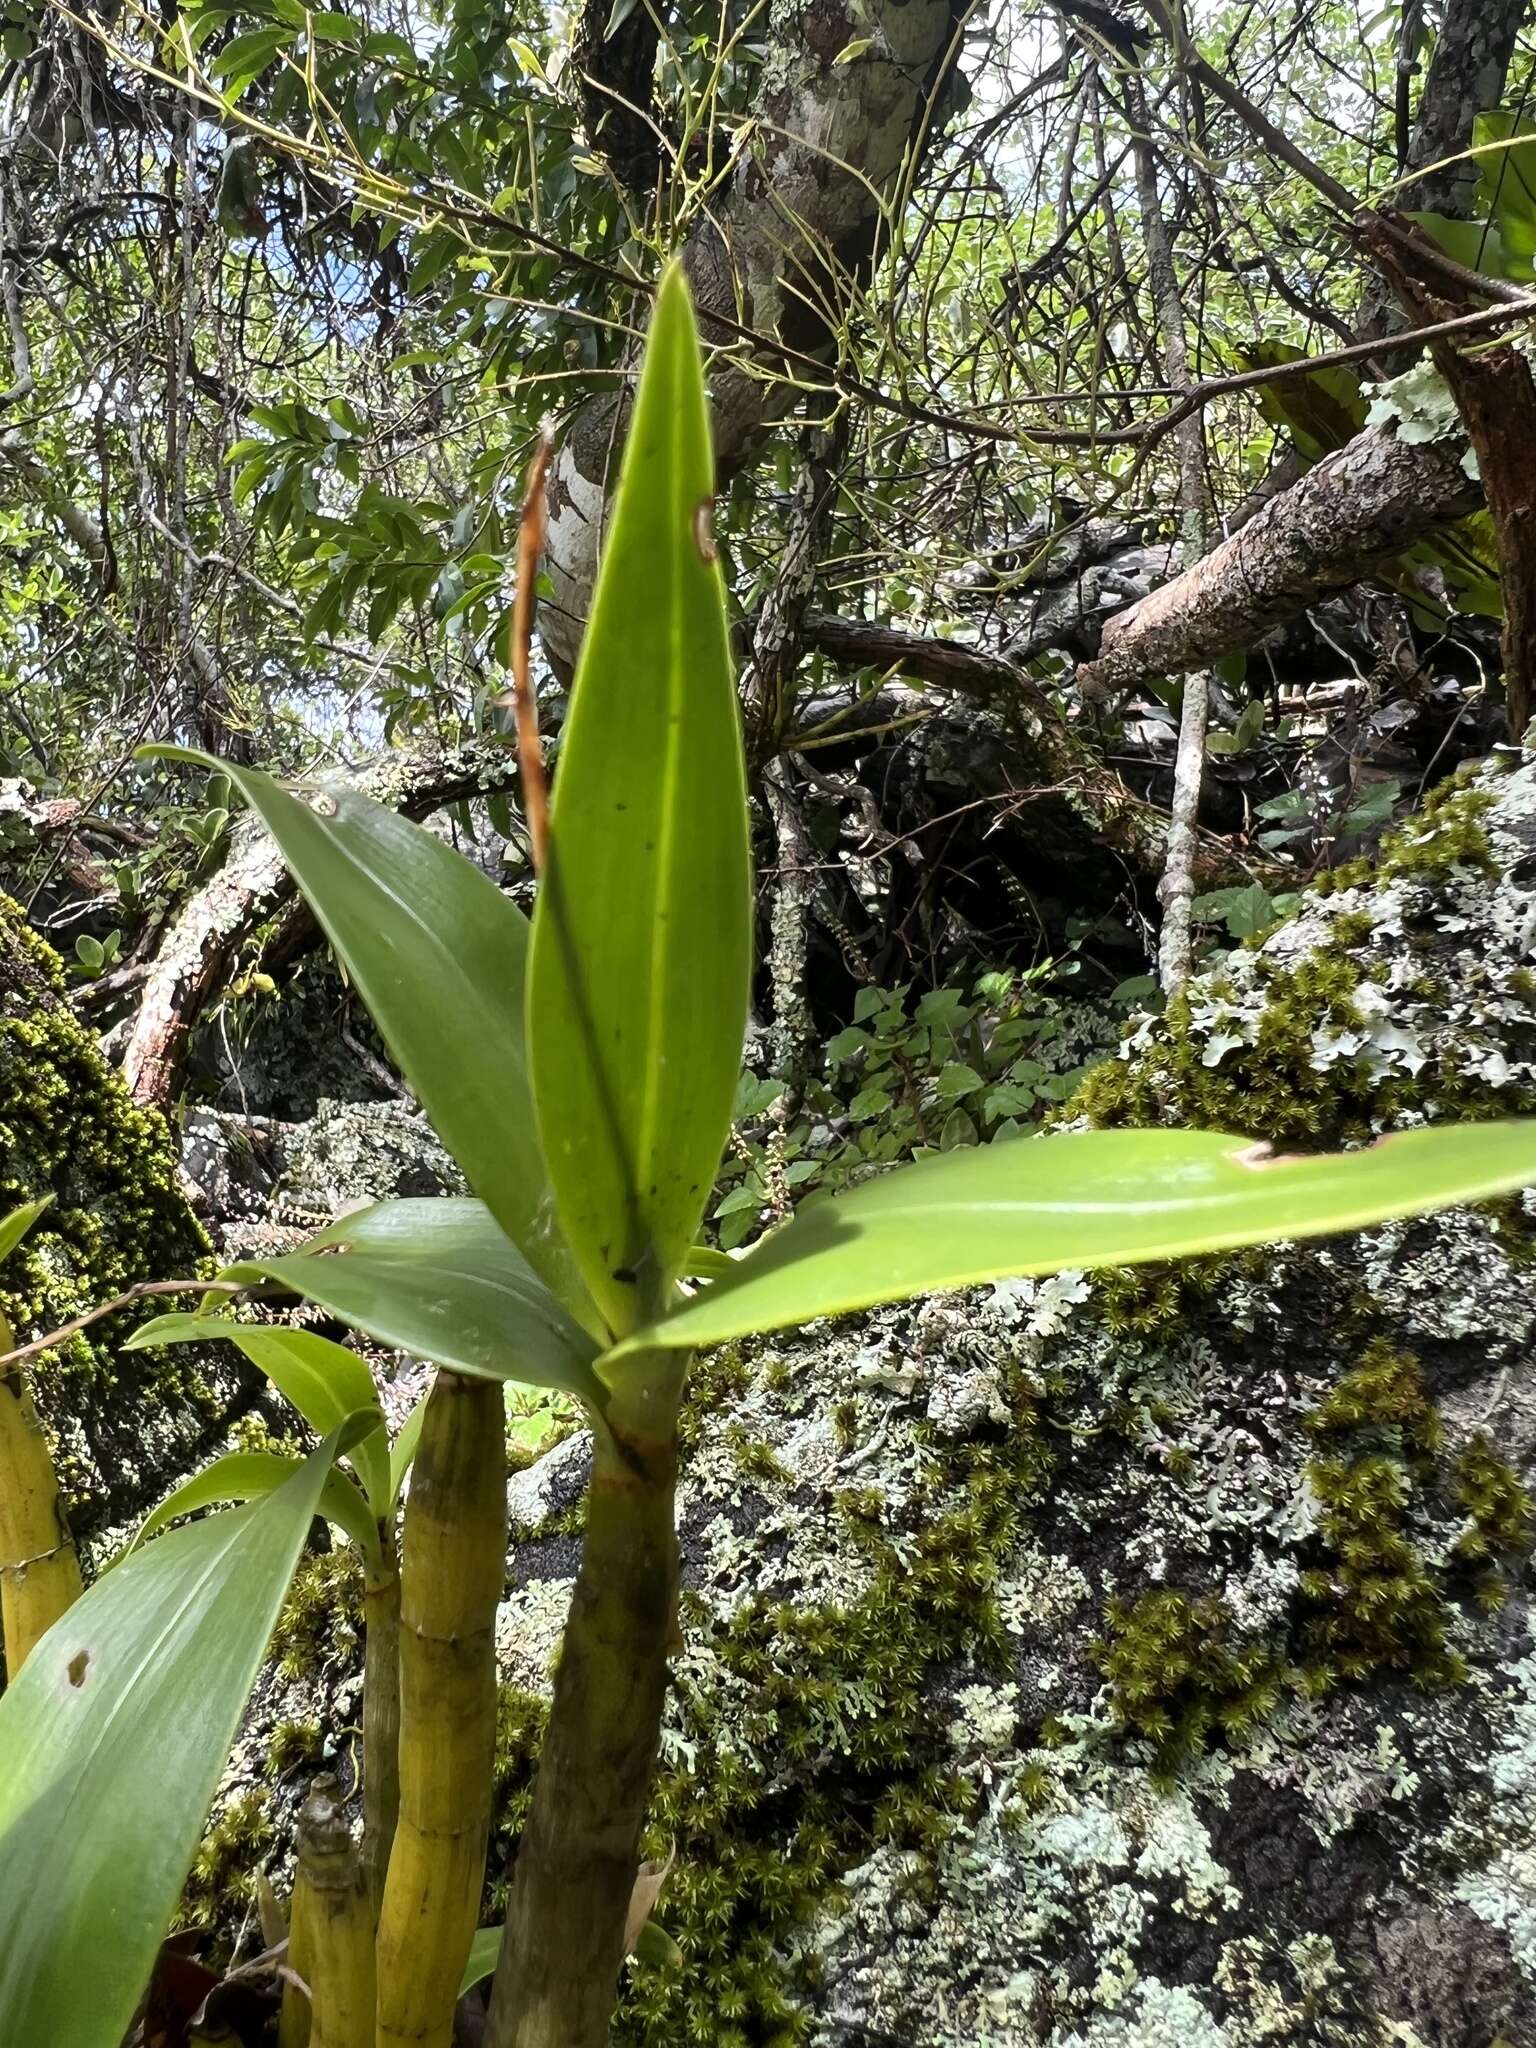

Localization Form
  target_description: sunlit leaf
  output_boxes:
[528,264,751,1336]
[136,746,600,1340]
[0,1444,333,2048]
[621,1122,1536,1352]
[390,1390,428,1507]
[0,1195,53,1268]
[217,1198,605,1409]
[127,1315,390,1521]
[131,1447,380,1562]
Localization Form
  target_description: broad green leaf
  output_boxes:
[0,1194,53,1267]
[1475,110,1536,273]
[132,1447,381,1562]
[528,264,751,1337]
[390,1390,427,1507]
[1239,338,1367,465]
[217,1198,606,1410]
[0,1444,332,2048]
[127,1315,390,1521]
[137,745,600,1340]
[622,1122,1536,1353]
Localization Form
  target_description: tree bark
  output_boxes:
[1075,423,1482,701]
[1365,217,1536,744]
[539,0,965,677]
[122,741,527,1111]
[1399,0,1529,218]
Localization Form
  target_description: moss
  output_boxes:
[725,1423,792,1488]
[1096,1590,1289,1784]
[1453,1433,1533,1562]
[555,1368,1056,2046]
[266,1717,325,1775]
[1305,1338,1441,1455]
[1071,773,1527,1150]
[270,1548,363,1680]
[182,1789,272,1925]
[0,895,214,1526]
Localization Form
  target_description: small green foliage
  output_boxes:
[269,1548,363,1679]
[712,968,1131,1249]
[724,1423,791,1487]
[1454,1433,1533,1561]
[266,1718,324,1776]
[1306,1339,1441,1455]
[1097,1590,1288,1782]
[182,1790,272,1925]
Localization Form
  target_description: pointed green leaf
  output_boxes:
[389,1389,428,1507]
[528,264,751,1336]
[132,1448,381,1562]
[127,1315,390,1521]
[0,1443,333,2048]
[0,1195,53,1267]
[624,1121,1536,1353]
[137,746,599,1339]
[217,1198,605,1409]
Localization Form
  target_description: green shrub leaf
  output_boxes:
[127,1315,390,1521]
[0,1195,53,1268]
[528,264,751,1336]
[132,1446,381,1562]
[621,1122,1536,1353]
[217,1198,605,1408]
[0,1443,334,2048]
[137,746,600,1340]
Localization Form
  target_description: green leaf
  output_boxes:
[620,1122,1536,1354]
[133,1448,380,1562]
[0,1194,53,1267]
[0,1444,333,2048]
[1238,339,1367,465]
[528,264,750,1335]
[389,1391,427,1508]
[136,747,599,1339]
[127,1316,390,1521]
[217,1199,605,1409]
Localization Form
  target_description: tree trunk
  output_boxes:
[540,0,965,677]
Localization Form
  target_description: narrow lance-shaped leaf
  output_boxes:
[0,1442,335,2048]
[128,1314,390,1521]
[528,263,752,1336]
[216,1197,607,1411]
[137,746,601,1341]
[0,1195,53,1268]
[132,1448,381,1564]
[622,1121,1536,1353]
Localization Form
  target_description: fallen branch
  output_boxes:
[1075,420,1484,701]
[122,740,525,1109]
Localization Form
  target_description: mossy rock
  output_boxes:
[485,745,1536,2047]
[0,895,250,1533]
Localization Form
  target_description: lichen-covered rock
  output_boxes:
[0,895,248,1532]
[487,746,1536,2047]
[272,1095,464,1210]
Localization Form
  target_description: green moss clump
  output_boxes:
[1305,1338,1441,1454]
[1096,1590,1288,1782]
[270,1548,363,1680]
[1299,1454,1462,1689]
[266,1718,325,1776]
[1453,1433,1533,1562]
[0,894,213,1524]
[182,1789,272,1925]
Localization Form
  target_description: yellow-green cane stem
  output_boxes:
[484,1351,683,2048]
[375,1371,506,2048]
[362,1534,402,1921]
[0,1308,82,1679]
[280,1774,375,2048]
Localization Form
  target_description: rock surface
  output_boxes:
[492,745,1536,2047]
